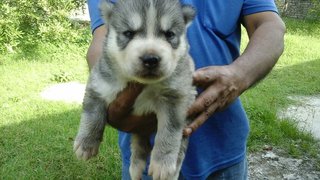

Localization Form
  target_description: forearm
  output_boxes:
[106,82,157,135]
[184,12,285,136]
[108,114,157,135]
[86,26,107,70]
[232,13,285,90]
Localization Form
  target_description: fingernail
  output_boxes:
[184,128,192,135]
[193,71,201,77]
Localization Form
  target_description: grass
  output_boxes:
[0,18,320,178]
[0,42,121,179]
[242,18,320,157]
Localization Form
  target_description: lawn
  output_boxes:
[0,18,320,179]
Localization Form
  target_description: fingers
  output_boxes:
[107,82,157,135]
[108,113,157,135]
[130,114,157,135]
[108,82,144,122]
[215,91,231,112]
[184,89,234,137]
[193,67,219,86]
[114,82,144,104]
[185,85,220,137]
[185,82,233,137]
[184,102,218,136]
[184,65,243,136]
[187,85,220,117]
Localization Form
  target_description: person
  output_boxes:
[86,0,285,179]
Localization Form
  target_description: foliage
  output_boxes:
[275,0,320,20]
[283,17,320,37]
[310,0,320,18]
[0,0,86,53]
[51,71,74,83]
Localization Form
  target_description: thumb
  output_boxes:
[193,67,218,85]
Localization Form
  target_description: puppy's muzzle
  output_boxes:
[140,54,161,70]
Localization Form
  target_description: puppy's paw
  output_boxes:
[129,165,143,180]
[148,158,177,180]
[73,135,101,161]
[129,159,146,180]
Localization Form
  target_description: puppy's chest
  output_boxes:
[97,81,167,115]
[132,87,169,116]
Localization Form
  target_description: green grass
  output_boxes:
[242,18,320,158]
[0,42,121,179]
[1,18,320,178]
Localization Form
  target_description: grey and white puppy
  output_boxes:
[74,0,196,179]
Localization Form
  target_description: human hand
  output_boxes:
[184,65,248,136]
[107,83,157,135]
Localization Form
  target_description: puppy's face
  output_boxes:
[101,0,195,84]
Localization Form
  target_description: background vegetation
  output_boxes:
[0,1,319,178]
[311,0,320,18]
[0,0,86,53]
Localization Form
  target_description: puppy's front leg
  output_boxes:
[130,134,151,180]
[148,106,184,180]
[74,90,107,160]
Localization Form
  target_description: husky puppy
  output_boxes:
[74,0,196,179]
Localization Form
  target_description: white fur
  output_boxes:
[160,15,172,31]
[89,69,126,103]
[146,1,157,38]
[130,13,143,30]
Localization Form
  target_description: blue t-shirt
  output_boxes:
[87,0,277,179]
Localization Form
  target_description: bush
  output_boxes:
[310,0,320,18]
[0,0,86,53]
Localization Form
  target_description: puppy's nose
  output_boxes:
[140,54,161,69]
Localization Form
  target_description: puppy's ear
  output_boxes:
[100,0,114,24]
[182,5,196,27]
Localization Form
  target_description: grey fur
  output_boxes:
[101,0,195,49]
[74,0,196,179]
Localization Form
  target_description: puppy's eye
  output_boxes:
[164,31,176,40]
[123,31,135,39]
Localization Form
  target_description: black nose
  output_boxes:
[140,54,161,69]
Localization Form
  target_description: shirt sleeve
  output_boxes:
[87,0,105,33]
[241,0,278,16]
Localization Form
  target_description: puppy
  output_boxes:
[74,0,196,179]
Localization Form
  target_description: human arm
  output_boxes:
[184,12,286,136]
[86,26,107,70]
[106,83,157,135]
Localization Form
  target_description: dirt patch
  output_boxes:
[278,96,320,140]
[253,95,320,179]
[248,147,320,180]
[40,82,85,104]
